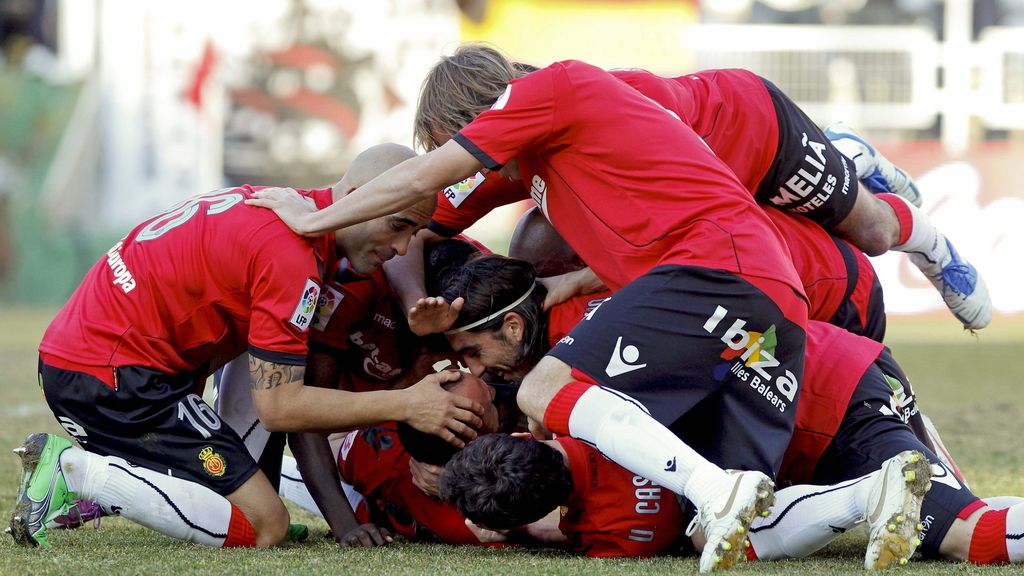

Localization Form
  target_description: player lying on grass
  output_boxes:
[405,52,988,331]
[443,435,929,565]
[7,144,486,550]
[435,254,1024,567]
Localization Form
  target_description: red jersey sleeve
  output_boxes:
[453,66,561,170]
[246,223,323,365]
[430,172,530,237]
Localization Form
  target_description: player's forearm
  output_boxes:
[250,356,410,432]
[299,141,481,236]
[288,432,359,539]
[257,383,410,433]
[299,155,448,235]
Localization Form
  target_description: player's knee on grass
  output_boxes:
[229,472,291,546]
[252,497,290,547]
[833,189,901,256]
[517,356,574,422]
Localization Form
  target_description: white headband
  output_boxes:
[445,283,537,335]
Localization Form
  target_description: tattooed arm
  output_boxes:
[248,356,485,442]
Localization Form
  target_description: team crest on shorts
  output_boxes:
[199,446,227,477]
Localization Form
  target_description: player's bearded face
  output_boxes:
[451,329,529,383]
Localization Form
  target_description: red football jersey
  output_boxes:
[40,186,336,385]
[611,68,778,194]
[558,437,684,557]
[453,61,804,316]
[431,172,530,237]
[431,68,777,239]
[764,207,850,323]
[337,425,478,544]
[778,321,884,485]
[310,263,413,390]
[546,293,612,349]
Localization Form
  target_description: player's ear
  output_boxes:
[503,312,525,344]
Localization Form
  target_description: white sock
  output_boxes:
[566,386,730,508]
[888,197,950,273]
[748,473,874,559]
[984,496,1024,510]
[278,455,365,518]
[60,448,240,547]
[1007,504,1024,562]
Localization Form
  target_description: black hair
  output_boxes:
[439,434,572,530]
[395,373,468,466]
[438,254,548,375]
[424,238,482,296]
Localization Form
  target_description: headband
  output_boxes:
[445,283,537,335]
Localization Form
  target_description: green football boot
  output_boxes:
[285,523,309,543]
[8,433,77,548]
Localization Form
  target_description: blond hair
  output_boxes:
[414,43,522,151]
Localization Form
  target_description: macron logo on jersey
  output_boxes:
[605,336,648,377]
[441,172,486,208]
[290,279,321,332]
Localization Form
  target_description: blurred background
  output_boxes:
[1,0,1022,323]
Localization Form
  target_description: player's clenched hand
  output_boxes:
[401,370,483,447]
[337,522,393,547]
[409,457,443,498]
[408,296,464,336]
[244,187,320,237]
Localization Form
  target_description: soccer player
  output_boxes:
[441,434,927,565]
[436,258,1024,567]
[283,237,489,545]
[249,43,811,572]
[9,143,486,550]
[420,65,990,330]
[441,433,688,558]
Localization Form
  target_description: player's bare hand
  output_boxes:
[336,523,393,547]
[465,520,509,544]
[408,296,464,336]
[244,187,320,237]
[409,457,444,498]
[401,370,483,447]
[539,268,605,310]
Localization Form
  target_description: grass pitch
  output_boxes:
[1,307,1022,575]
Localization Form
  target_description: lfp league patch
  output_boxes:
[311,285,344,332]
[290,278,321,331]
[441,171,486,208]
